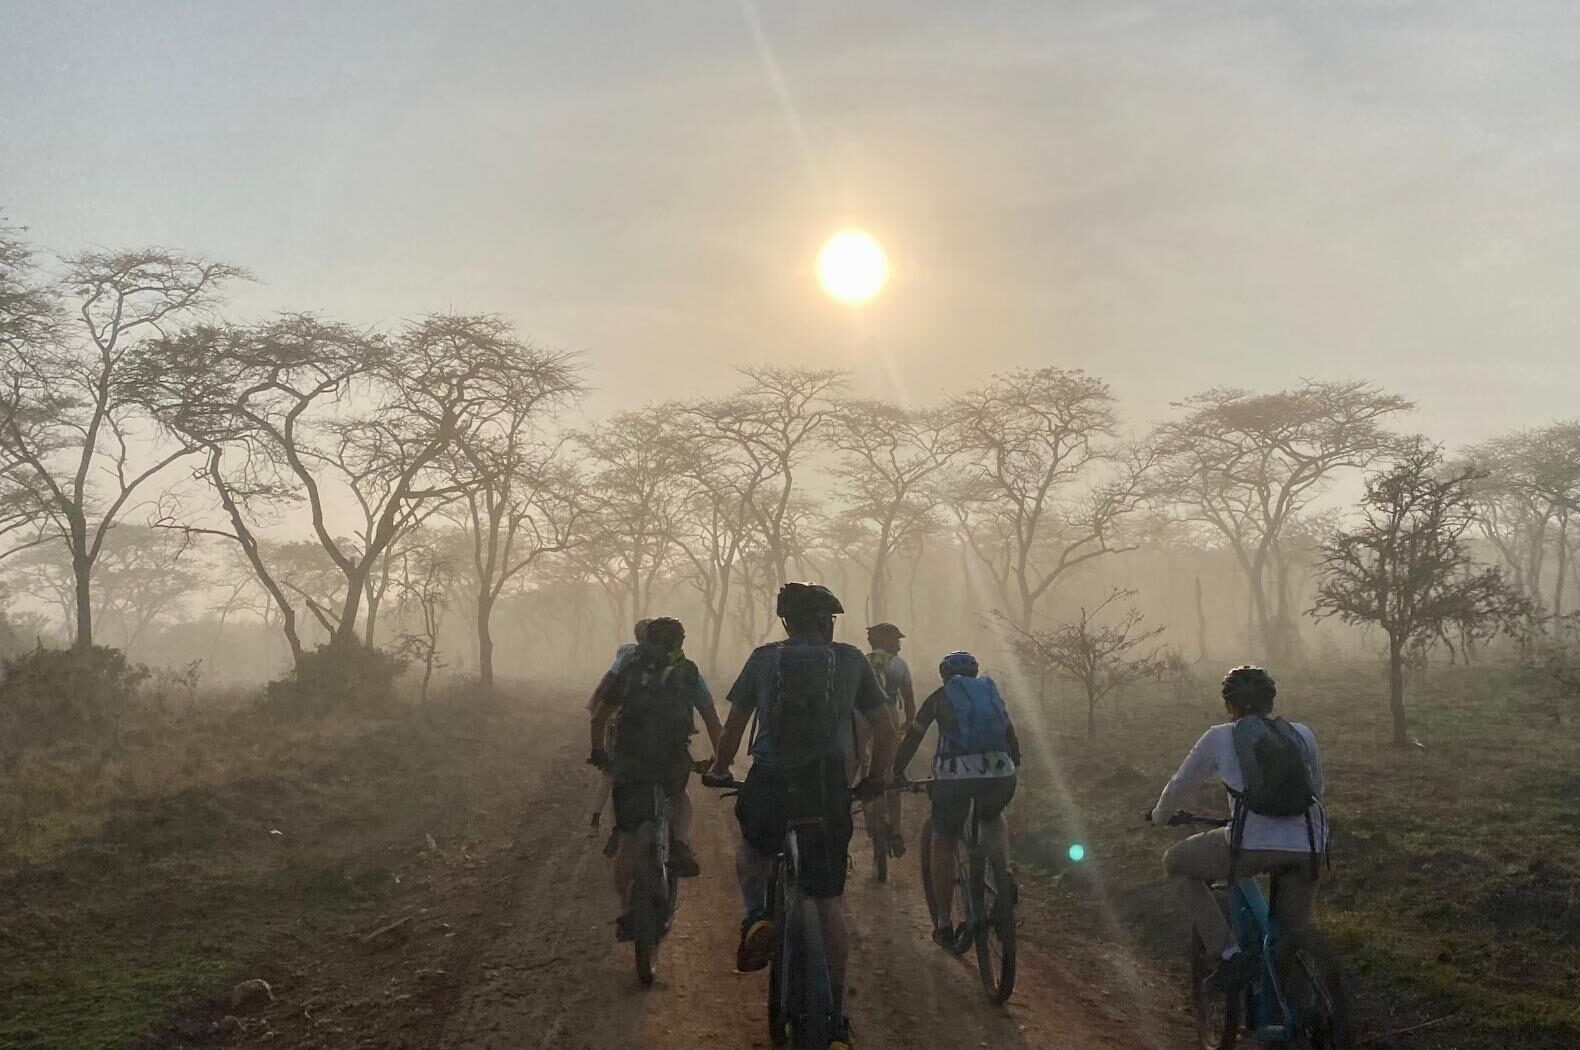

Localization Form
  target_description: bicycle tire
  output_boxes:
[1190,930,1240,1050]
[1276,930,1354,1050]
[789,895,834,1050]
[630,823,665,987]
[949,848,975,956]
[976,855,1016,1003]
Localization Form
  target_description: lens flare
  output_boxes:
[1068,843,1086,863]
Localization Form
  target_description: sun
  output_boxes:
[816,229,889,305]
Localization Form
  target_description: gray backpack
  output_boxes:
[1230,716,1316,817]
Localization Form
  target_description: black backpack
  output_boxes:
[612,643,698,780]
[764,642,843,767]
[1229,715,1317,817]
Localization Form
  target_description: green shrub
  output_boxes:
[0,645,151,756]
[263,641,406,712]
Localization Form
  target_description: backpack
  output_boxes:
[937,676,1011,759]
[867,649,894,696]
[612,643,698,780]
[1229,716,1316,817]
[764,642,844,766]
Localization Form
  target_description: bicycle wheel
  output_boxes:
[976,855,1016,1003]
[948,848,975,956]
[787,896,834,1050]
[630,824,665,986]
[766,878,788,1048]
[1276,931,1354,1050]
[1190,931,1240,1050]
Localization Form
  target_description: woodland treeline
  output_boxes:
[3,231,1579,743]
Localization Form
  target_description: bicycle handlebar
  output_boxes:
[1154,811,1230,828]
[701,770,745,791]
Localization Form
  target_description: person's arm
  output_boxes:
[711,704,752,775]
[892,691,939,776]
[710,656,760,776]
[852,654,895,784]
[1005,717,1022,767]
[1302,727,1327,799]
[1149,728,1221,823]
[585,670,618,714]
[896,659,917,724]
[590,700,615,762]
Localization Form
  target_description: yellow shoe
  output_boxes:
[736,912,774,973]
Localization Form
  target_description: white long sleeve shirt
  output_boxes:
[1150,720,1329,854]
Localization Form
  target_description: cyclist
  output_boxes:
[891,650,1020,948]
[1146,665,1328,991]
[861,622,916,858]
[587,618,653,831]
[709,582,894,1050]
[589,617,723,941]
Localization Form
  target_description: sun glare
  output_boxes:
[816,229,889,305]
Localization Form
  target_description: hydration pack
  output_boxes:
[866,649,898,702]
[765,642,844,766]
[612,642,698,780]
[1229,715,1316,817]
[937,676,1011,759]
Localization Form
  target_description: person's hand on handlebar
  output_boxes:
[701,767,734,789]
[853,777,886,802]
[588,747,610,771]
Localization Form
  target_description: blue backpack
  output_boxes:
[937,676,1011,758]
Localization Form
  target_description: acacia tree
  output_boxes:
[453,438,584,688]
[687,367,845,589]
[0,236,244,648]
[1312,442,1528,747]
[576,406,690,626]
[1001,588,1168,739]
[1152,380,1411,662]
[951,367,1145,631]
[1462,423,1580,618]
[825,399,957,622]
[391,529,459,702]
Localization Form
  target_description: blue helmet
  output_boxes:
[938,651,979,681]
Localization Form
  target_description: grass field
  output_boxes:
[0,696,550,1050]
[3,662,1576,1049]
[1007,660,1580,1049]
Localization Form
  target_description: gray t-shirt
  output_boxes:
[726,634,886,771]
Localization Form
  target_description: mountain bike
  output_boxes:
[703,771,839,1050]
[1162,813,1353,1050]
[626,784,681,986]
[907,779,1017,1003]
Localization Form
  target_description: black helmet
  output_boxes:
[776,582,844,619]
[646,616,685,649]
[866,622,905,641]
[1222,665,1276,712]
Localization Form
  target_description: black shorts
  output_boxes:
[612,766,690,833]
[736,758,852,899]
[929,775,1017,841]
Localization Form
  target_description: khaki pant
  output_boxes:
[851,705,904,836]
[1163,827,1316,957]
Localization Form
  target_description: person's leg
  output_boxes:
[930,824,958,928]
[815,896,851,1034]
[591,773,612,827]
[668,770,701,877]
[732,766,781,971]
[976,775,1017,875]
[1162,828,1235,957]
[885,706,905,853]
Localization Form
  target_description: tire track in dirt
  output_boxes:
[435,715,1192,1050]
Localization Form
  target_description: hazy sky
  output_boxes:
[6,1,1580,442]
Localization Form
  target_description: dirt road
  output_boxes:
[432,718,1188,1050]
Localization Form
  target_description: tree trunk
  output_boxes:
[1087,694,1098,740]
[1388,636,1408,748]
[1194,575,1208,661]
[1554,516,1570,619]
[477,591,496,689]
[868,553,887,624]
[72,550,93,650]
